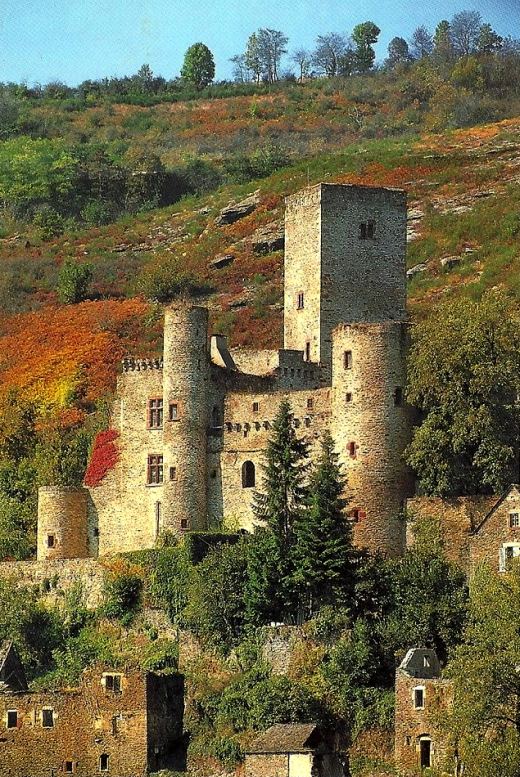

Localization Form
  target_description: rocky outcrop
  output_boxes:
[215,192,260,226]
[251,221,284,254]
[407,263,427,278]
[209,253,235,270]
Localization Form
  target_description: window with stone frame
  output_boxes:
[499,543,520,572]
[413,686,425,709]
[104,673,122,693]
[147,454,163,485]
[509,512,520,528]
[348,441,357,458]
[305,341,311,362]
[169,402,180,421]
[359,220,376,239]
[147,397,163,429]
[344,350,353,369]
[47,534,55,548]
[6,710,17,729]
[296,291,305,309]
[242,460,256,488]
[42,708,54,728]
[65,762,75,774]
[100,753,110,772]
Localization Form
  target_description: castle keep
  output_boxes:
[37,183,414,559]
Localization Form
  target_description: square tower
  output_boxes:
[283,183,407,377]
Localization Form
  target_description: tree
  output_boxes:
[386,37,410,69]
[446,564,520,776]
[312,33,347,77]
[246,399,309,623]
[135,64,154,93]
[229,54,249,83]
[291,48,312,80]
[433,20,454,62]
[181,43,215,89]
[352,21,381,73]
[291,431,354,617]
[56,259,93,305]
[450,10,482,57]
[244,33,262,83]
[256,28,288,83]
[409,26,434,60]
[477,23,503,55]
[406,292,520,496]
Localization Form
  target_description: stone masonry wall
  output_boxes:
[331,322,413,557]
[0,558,105,608]
[0,666,151,777]
[470,485,520,572]
[394,673,453,776]
[37,487,89,561]
[245,753,290,777]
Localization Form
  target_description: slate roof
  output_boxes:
[398,648,441,679]
[246,723,320,754]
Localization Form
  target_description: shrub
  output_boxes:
[137,260,212,303]
[224,143,290,183]
[33,207,65,239]
[178,158,222,195]
[103,563,143,624]
[56,259,93,304]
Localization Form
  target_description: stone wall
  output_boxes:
[0,558,105,608]
[284,184,407,380]
[331,322,413,557]
[394,672,453,776]
[470,485,520,572]
[0,665,183,777]
[37,487,89,560]
[245,753,289,777]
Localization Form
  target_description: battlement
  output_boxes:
[122,357,164,372]
[285,181,407,209]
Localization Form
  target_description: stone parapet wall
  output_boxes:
[0,558,105,608]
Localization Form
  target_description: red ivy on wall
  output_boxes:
[84,429,120,487]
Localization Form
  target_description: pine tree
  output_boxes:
[292,431,354,618]
[246,399,309,624]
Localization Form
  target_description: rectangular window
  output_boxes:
[413,688,425,709]
[510,513,520,528]
[65,763,75,774]
[7,710,17,729]
[147,455,164,485]
[348,441,357,458]
[169,402,179,421]
[359,221,376,239]
[394,387,403,406]
[307,398,314,410]
[42,709,54,728]
[100,754,110,772]
[346,392,353,403]
[47,534,55,548]
[344,351,352,370]
[305,342,311,362]
[147,398,163,429]
[252,401,259,413]
[180,519,188,530]
[169,466,177,481]
[297,292,304,310]
[104,674,122,693]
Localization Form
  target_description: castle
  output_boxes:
[36,182,414,561]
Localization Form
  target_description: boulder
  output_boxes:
[209,253,235,270]
[215,192,259,226]
[407,263,428,278]
[251,221,284,255]
[440,255,462,270]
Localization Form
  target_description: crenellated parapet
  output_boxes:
[122,357,164,372]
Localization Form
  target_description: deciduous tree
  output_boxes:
[181,43,215,89]
[352,21,381,73]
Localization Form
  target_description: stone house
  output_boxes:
[244,723,346,777]
[394,648,453,776]
[0,643,184,777]
[37,182,414,561]
[407,483,520,574]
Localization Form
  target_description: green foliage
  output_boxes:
[181,43,216,90]
[33,206,65,239]
[137,258,212,303]
[446,564,520,776]
[56,259,93,304]
[45,624,116,688]
[34,424,93,487]
[0,491,35,559]
[140,638,179,672]
[183,539,249,651]
[103,568,143,624]
[224,143,290,183]
[178,158,222,195]
[406,292,520,496]
[352,21,381,73]
[292,431,354,616]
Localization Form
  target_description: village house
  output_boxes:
[244,723,346,777]
[0,642,184,777]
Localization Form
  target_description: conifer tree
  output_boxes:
[292,430,354,618]
[245,399,309,624]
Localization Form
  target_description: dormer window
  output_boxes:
[359,221,376,239]
[423,655,431,669]
[297,292,304,310]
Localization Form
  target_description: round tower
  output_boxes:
[162,304,209,533]
[331,322,413,557]
[37,486,89,560]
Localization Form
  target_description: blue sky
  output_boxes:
[1,1,519,86]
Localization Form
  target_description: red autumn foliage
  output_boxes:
[84,429,120,487]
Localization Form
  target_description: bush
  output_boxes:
[103,563,143,624]
[56,259,93,304]
[178,159,222,195]
[0,492,35,560]
[224,143,290,183]
[33,207,65,239]
[137,260,212,303]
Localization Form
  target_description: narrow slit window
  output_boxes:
[348,441,357,458]
[297,292,304,310]
[344,351,352,369]
[252,401,259,413]
[169,402,179,421]
[169,466,177,481]
[42,708,54,728]
[307,397,314,410]
[413,687,425,709]
[345,392,353,403]
[47,534,55,548]
[242,461,256,489]
[100,754,110,772]
[305,341,311,362]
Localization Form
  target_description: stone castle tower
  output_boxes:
[37,183,413,561]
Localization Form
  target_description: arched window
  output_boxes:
[242,461,256,489]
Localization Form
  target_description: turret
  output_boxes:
[161,305,209,534]
[331,321,413,557]
[37,486,90,560]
